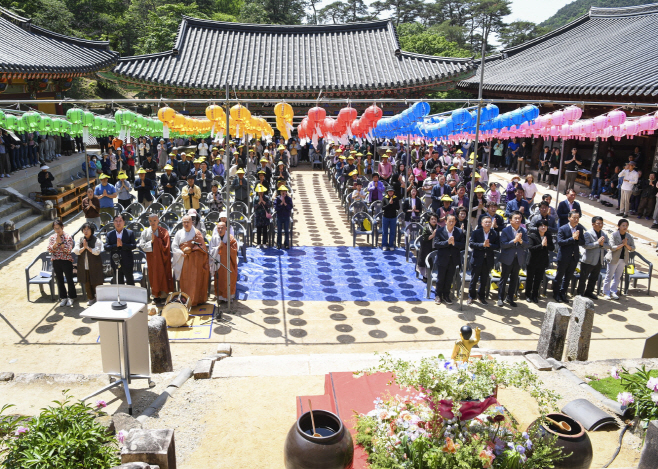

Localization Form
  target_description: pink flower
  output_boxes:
[647,377,658,392]
[617,392,634,406]
[95,400,107,409]
[14,426,28,436]
[117,430,128,444]
[610,367,620,379]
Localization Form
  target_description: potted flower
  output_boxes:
[354,354,566,468]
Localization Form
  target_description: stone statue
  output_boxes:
[451,325,481,362]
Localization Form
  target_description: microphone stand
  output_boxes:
[111,253,127,310]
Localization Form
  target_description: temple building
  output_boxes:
[105,18,475,116]
[0,7,118,114]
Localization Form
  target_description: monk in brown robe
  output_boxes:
[209,222,238,302]
[172,215,209,306]
[138,213,174,302]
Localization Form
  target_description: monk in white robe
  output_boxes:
[172,215,209,306]
[209,222,238,302]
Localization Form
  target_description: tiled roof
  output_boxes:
[112,18,474,92]
[0,7,118,76]
[459,3,658,98]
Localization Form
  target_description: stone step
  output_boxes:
[0,201,22,219]
[11,218,52,250]
[14,213,44,234]
[0,195,10,206]
[0,207,33,227]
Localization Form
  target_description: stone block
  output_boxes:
[148,316,173,374]
[193,359,214,379]
[122,429,176,469]
[216,343,232,356]
[536,303,570,360]
[0,372,14,381]
[113,412,143,434]
[96,415,115,434]
[638,420,658,469]
[524,353,553,371]
[642,333,658,358]
[564,296,595,362]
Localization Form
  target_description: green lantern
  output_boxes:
[114,109,125,126]
[82,111,94,127]
[51,118,62,134]
[71,123,82,136]
[5,114,17,130]
[39,115,52,133]
[66,108,83,124]
[23,111,41,129]
[123,110,135,127]
[0,110,5,128]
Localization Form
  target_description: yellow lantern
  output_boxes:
[230,104,251,122]
[274,102,294,121]
[158,106,176,124]
[206,105,225,122]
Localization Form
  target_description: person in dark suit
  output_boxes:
[433,214,465,305]
[505,187,530,223]
[430,176,450,213]
[554,210,586,302]
[556,189,582,226]
[478,202,504,234]
[104,213,136,285]
[468,216,500,305]
[524,219,555,303]
[497,211,529,307]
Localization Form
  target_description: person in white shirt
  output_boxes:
[617,161,639,217]
[522,174,538,204]
[452,153,466,171]
[197,139,209,158]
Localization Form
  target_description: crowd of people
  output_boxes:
[44,134,305,307]
[39,131,649,310]
[326,139,643,307]
[0,130,78,179]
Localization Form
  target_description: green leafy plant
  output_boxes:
[0,391,120,469]
[609,366,658,424]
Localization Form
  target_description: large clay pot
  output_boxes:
[527,413,593,469]
[284,410,354,469]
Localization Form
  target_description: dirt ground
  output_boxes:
[1,164,656,468]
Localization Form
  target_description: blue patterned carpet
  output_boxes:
[235,246,430,302]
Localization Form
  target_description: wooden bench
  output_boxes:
[36,177,96,218]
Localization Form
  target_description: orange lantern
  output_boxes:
[158,106,175,124]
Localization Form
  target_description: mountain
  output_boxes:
[540,0,647,30]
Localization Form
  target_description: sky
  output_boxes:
[504,0,573,24]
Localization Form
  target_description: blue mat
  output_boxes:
[235,246,429,302]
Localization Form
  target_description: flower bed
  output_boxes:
[606,366,658,435]
[354,354,565,469]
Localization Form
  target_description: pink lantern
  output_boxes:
[612,125,625,141]
[601,127,614,139]
[550,111,566,127]
[607,110,626,127]
[563,106,582,124]
[637,115,656,135]
[593,114,608,130]
[561,124,572,137]
[581,119,594,134]
[549,126,560,138]
[623,121,638,137]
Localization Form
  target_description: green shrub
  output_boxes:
[0,392,120,469]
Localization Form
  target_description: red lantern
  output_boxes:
[322,117,335,135]
[351,119,362,137]
[338,107,357,125]
[308,106,326,124]
[363,105,383,123]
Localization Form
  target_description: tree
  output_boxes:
[319,0,371,24]
[7,0,76,35]
[370,0,423,26]
[499,20,548,48]
[238,0,269,23]
[261,0,305,24]
[135,3,208,55]
[466,0,511,53]
[396,22,470,57]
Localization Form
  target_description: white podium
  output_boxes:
[81,285,153,415]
